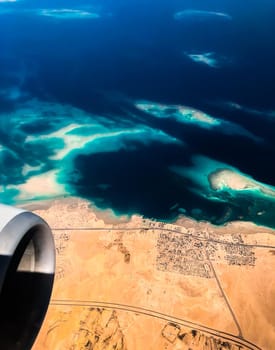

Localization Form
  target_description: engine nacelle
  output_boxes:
[0,204,55,350]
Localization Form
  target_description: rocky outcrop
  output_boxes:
[70,308,127,350]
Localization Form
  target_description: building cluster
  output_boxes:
[207,237,256,267]
[155,228,257,278]
[156,233,214,278]
[224,244,256,266]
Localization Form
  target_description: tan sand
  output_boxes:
[210,169,275,197]
[31,197,275,350]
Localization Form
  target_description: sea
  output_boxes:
[0,0,275,228]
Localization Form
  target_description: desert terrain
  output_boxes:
[31,198,275,350]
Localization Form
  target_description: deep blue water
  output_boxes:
[0,0,275,227]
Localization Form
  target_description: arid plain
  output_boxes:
[31,198,275,350]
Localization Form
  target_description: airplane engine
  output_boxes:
[0,204,55,350]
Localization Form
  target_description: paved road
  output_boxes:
[52,226,275,249]
[51,224,274,349]
[51,299,261,350]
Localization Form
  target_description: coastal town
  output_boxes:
[31,198,275,350]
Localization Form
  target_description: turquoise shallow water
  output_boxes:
[0,99,275,228]
[0,0,275,228]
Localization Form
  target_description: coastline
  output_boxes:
[17,194,275,234]
[32,195,275,350]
